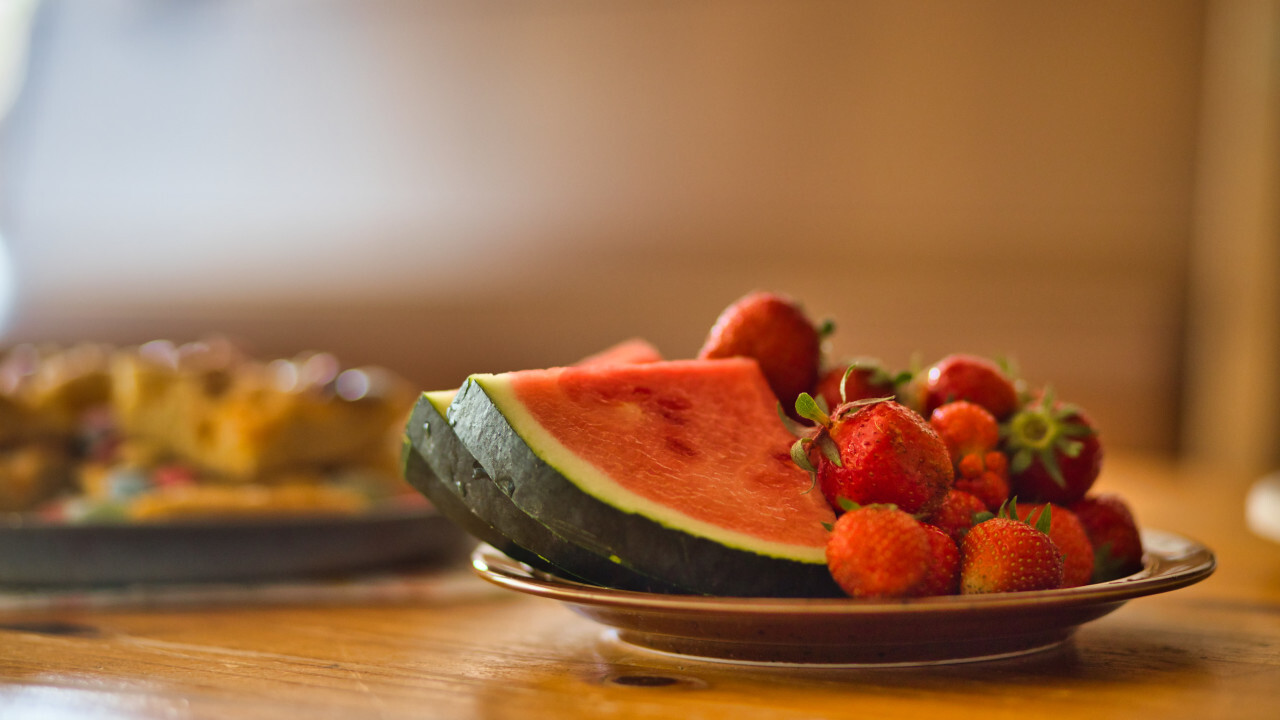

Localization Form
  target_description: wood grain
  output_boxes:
[0,455,1277,719]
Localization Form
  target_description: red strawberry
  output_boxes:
[929,400,1000,464]
[814,359,898,412]
[1016,502,1095,588]
[1070,493,1144,581]
[825,504,932,599]
[915,524,961,596]
[1003,390,1103,506]
[959,502,1064,594]
[919,354,1020,420]
[952,450,1010,511]
[924,488,989,544]
[698,291,823,408]
[929,400,1011,511]
[793,398,953,516]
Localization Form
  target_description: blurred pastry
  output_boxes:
[0,338,419,521]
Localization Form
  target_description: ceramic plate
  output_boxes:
[0,505,473,587]
[472,528,1215,666]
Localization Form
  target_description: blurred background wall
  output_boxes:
[0,1,1275,471]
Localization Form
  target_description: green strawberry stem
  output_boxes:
[1092,541,1129,583]
[791,438,818,475]
[1002,387,1093,488]
[776,402,812,436]
[794,392,830,427]
[993,497,1052,534]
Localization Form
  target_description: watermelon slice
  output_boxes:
[449,358,842,597]
[404,390,686,592]
[403,338,688,592]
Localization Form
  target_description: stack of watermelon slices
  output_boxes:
[402,339,845,597]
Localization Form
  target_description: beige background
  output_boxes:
[0,1,1275,471]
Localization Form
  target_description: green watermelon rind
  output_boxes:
[404,391,689,593]
[453,374,841,598]
[401,391,547,568]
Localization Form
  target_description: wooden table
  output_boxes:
[1,454,1277,719]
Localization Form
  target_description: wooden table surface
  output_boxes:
[1,453,1277,720]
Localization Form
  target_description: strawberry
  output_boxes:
[959,501,1064,594]
[698,291,824,408]
[824,504,932,599]
[792,397,953,516]
[1069,493,1144,581]
[916,524,961,596]
[928,400,1012,511]
[1016,502,1095,588]
[918,354,1020,420]
[813,359,899,412]
[1003,390,1103,506]
[924,488,989,544]
[953,450,1011,512]
[929,400,1000,464]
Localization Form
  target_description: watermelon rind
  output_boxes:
[404,391,689,593]
[450,372,843,598]
[402,391,547,571]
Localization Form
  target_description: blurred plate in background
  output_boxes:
[0,506,473,587]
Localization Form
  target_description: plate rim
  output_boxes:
[0,502,466,587]
[0,502,436,533]
[471,527,1216,614]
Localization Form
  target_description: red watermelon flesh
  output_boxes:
[401,337,678,591]
[485,358,835,561]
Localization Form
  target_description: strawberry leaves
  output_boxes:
[794,392,830,428]
[787,393,840,477]
[1002,387,1095,488]
[833,360,910,406]
[987,497,1052,535]
[786,392,892,477]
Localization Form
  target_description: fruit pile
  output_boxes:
[700,291,1145,597]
